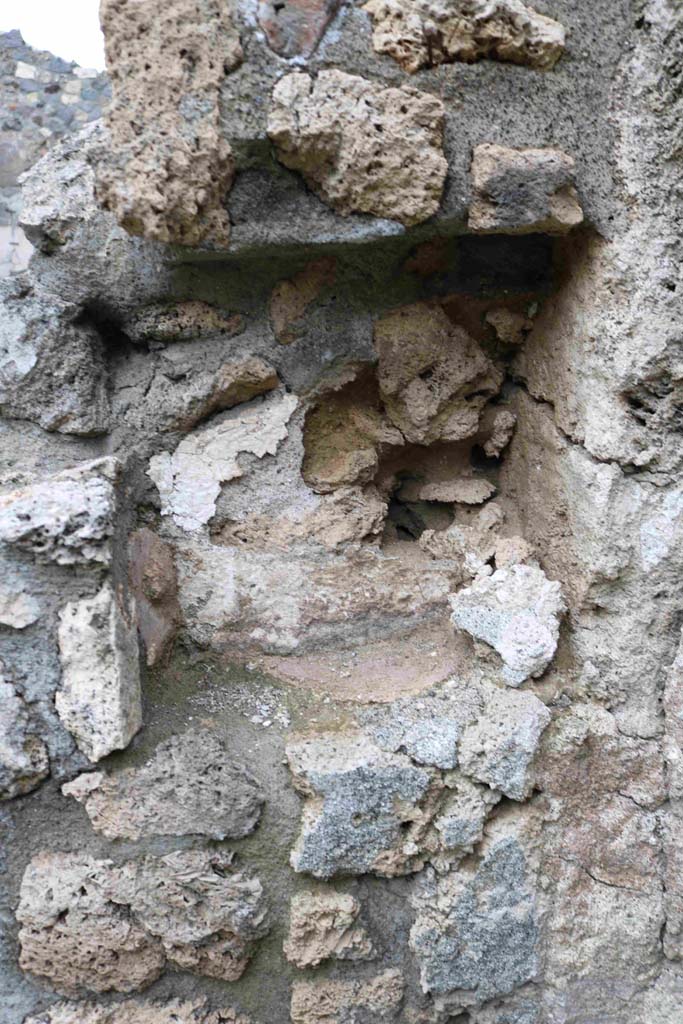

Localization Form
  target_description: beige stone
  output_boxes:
[96,0,242,245]
[270,257,336,344]
[153,356,279,433]
[62,728,263,840]
[17,849,268,994]
[17,853,165,995]
[363,0,565,74]
[374,302,502,444]
[485,307,533,345]
[112,850,269,982]
[469,144,583,235]
[284,891,374,968]
[23,999,251,1024]
[56,582,142,763]
[268,70,447,226]
[291,970,404,1024]
[302,371,404,492]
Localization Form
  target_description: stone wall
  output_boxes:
[0,30,108,276]
[1,2,682,1023]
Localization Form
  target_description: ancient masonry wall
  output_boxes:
[0,30,109,276]
[0,1,682,1023]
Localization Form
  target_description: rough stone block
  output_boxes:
[268,70,447,226]
[450,562,566,686]
[0,457,118,565]
[62,727,263,840]
[56,582,142,762]
[469,144,583,235]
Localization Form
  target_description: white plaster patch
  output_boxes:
[148,392,298,531]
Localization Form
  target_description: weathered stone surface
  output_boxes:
[291,970,404,1024]
[123,301,244,345]
[259,0,342,58]
[149,391,298,531]
[270,258,336,344]
[62,728,263,840]
[457,679,551,800]
[19,121,105,255]
[142,356,280,434]
[268,70,447,226]
[363,0,565,74]
[17,852,165,995]
[374,303,502,444]
[434,774,500,851]
[112,850,269,981]
[17,849,268,994]
[96,0,242,245]
[469,144,583,235]
[0,457,118,565]
[56,582,142,763]
[0,587,40,628]
[410,823,538,1013]
[287,732,438,878]
[284,891,374,968]
[302,372,404,492]
[128,528,181,666]
[23,999,251,1024]
[485,307,533,345]
[450,563,566,686]
[0,675,49,800]
[0,280,110,435]
[420,503,505,580]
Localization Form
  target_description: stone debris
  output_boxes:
[374,302,502,444]
[270,257,336,344]
[0,457,118,565]
[284,891,374,968]
[420,503,505,580]
[17,850,267,993]
[96,0,243,245]
[0,674,49,800]
[0,587,40,628]
[450,562,566,685]
[469,144,584,235]
[149,391,298,531]
[62,728,263,840]
[23,999,251,1024]
[410,826,538,1013]
[128,528,181,666]
[123,301,244,345]
[268,70,447,226]
[56,582,142,762]
[0,282,110,435]
[478,406,518,457]
[291,970,404,1024]
[363,693,467,770]
[363,0,565,73]
[259,0,342,57]
[286,732,438,878]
